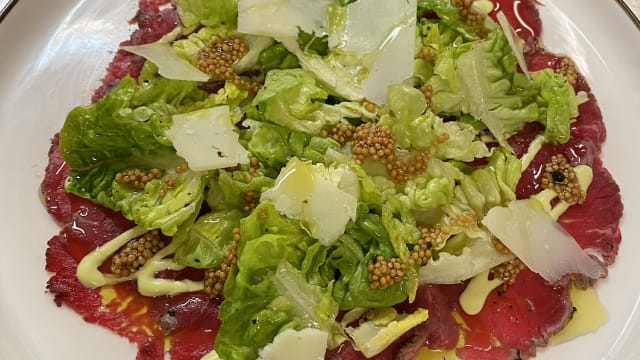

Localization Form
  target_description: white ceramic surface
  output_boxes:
[0,1,639,359]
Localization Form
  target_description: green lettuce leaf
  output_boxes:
[416,0,484,43]
[532,68,579,144]
[337,212,413,309]
[216,202,321,360]
[60,74,191,173]
[272,261,339,331]
[248,68,345,135]
[173,209,244,268]
[403,176,455,211]
[61,65,244,235]
[294,50,366,101]
[176,0,238,29]
[241,119,341,170]
[428,29,540,150]
[416,149,522,283]
[173,26,231,64]
[206,169,275,211]
[110,169,208,235]
[258,43,301,71]
[428,29,581,150]
[383,84,490,161]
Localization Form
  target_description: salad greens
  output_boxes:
[61,0,589,359]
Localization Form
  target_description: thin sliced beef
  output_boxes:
[457,269,573,359]
[92,0,179,102]
[394,284,465,359]
[559,159,622,264]
[44,138,218,360]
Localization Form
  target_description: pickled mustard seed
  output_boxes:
[368,256,407,290]
[204,228,241,297]
[115,168,163,190]
[420,84,433,106]
[489,238,526,284]
[557,57,578,87]
[327,123,356,145]
[111,230,165,277]
[451,0,489,37]
[491,258,526,284]
[196,36,261,93]
[350,122,430,184]
[541,154,585,204]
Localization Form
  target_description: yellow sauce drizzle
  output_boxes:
[99,285,118,305]
[459,269,503,315]
[136,242,204,297]
[76,226,147,288]
[549,285,608,345]
[77,226,204,297]
[520,135,545,171]
[416,347,460,360]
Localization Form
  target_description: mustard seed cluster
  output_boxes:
[159,177,177,198]
[111,230,165,277]
[241,157,262,213]
[451,0,488,37]
[387,152,431,184]
[410,225,450,267]
[419,47,437,62]
[409,214,476,268]
[175,162,189,174]
[159,162,190,197]
[490,237,525,283]
[491,236,511,255]
[366,214,481,288]
[323,123,356,145]
[243,157,261,182]
[242,190,259,214]
[204,227,241,297]
[196,37,261,93]
[492,258,526,284]
[351,122,395,163]
[115,168,163,190]
[557,57,578,87]
[450,213,477,229]
[367,256,408,290]
[419,84,433,106]
[363,101,377,114]
[541,154,585,204]
[351,122,430,183]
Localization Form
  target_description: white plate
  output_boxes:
[0,1,639,359]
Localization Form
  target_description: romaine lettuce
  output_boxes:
[241,119,341,170]
[383,83,491,161]
[248,68,344,135]
[176,0,238,29]
[60,64,246,235]
[215,202,331,360]
[532,69,579,144]
[173,209,244,268]
[427,28,580,150]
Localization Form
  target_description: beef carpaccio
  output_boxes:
[42,0,623,359]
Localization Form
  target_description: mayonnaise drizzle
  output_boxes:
[459,269,503,315]
[76,225,204,296]
[76,226,147,288]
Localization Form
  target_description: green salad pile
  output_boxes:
[60,0,589,359]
